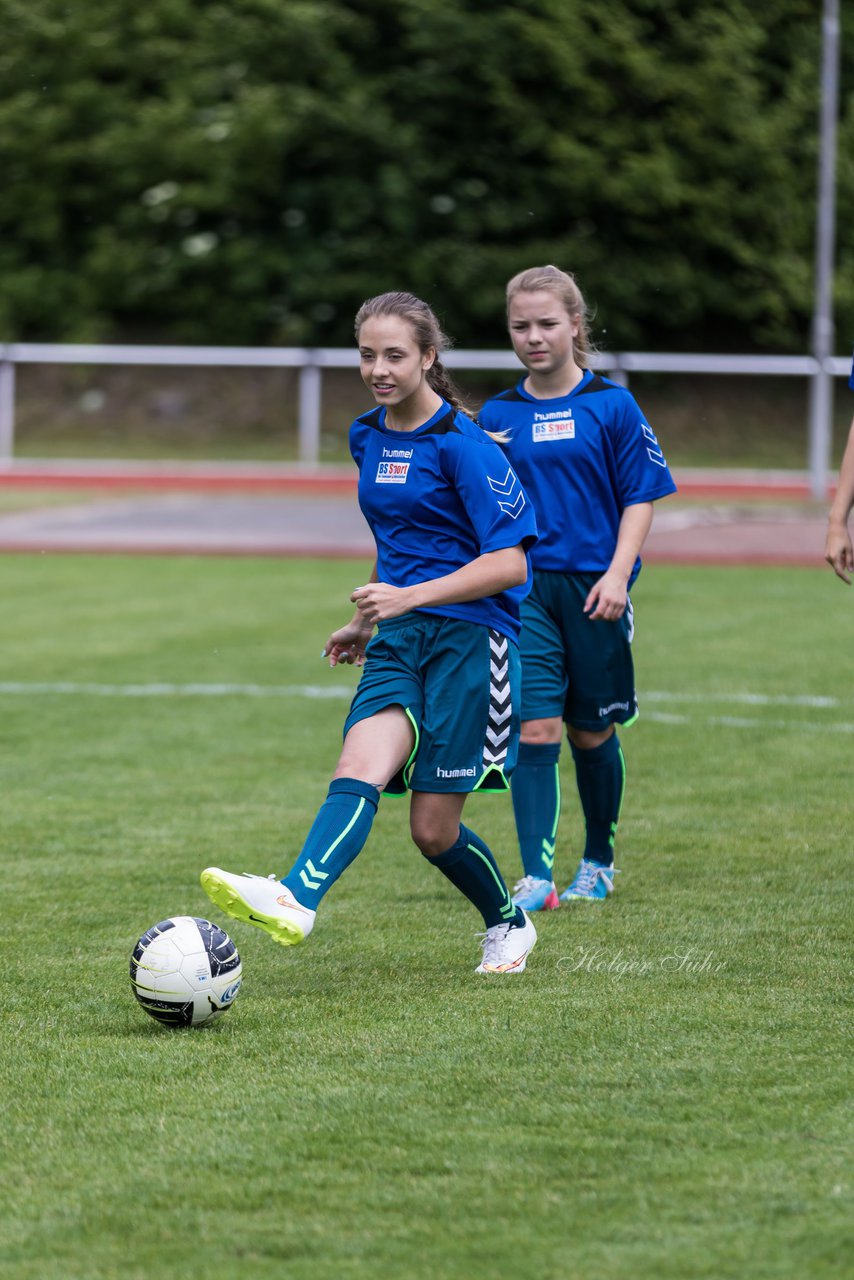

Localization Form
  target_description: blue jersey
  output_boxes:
[479,371,676,581]
[349,400,538,639]
[849,351,853,390]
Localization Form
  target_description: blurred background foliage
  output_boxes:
[1,0,852,353]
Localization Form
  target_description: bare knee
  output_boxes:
[410,816,460,858]
[567,723,615,751]
[520,716,564,746]
[409,793,466,858]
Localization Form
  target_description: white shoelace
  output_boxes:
[477,921,526,965]
[572,861,619,893]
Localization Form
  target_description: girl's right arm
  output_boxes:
[350,544,528,626]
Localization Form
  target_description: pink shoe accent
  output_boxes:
[543,890,560,910]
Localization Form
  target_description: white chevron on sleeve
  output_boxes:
[487,467,517,496]
[497,491,526,519]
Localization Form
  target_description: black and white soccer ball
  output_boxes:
[130,916,243,1028]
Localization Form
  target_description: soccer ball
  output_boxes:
[130,916,243,1028]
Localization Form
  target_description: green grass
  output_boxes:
[1,556,851,1280]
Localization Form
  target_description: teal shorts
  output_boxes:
[343,612,521,795]
[519,571,638,731]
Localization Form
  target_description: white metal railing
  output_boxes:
[0,343,850,497]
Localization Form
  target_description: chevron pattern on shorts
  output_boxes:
[482,630,512,770]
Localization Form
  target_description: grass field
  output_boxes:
[1,555,851,1280]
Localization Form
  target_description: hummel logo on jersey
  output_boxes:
[376,460,410,483]
[376,444,413,483]
[532,410,575,441]
[642,423,668,467]
[487,467,526,518]
[436,765,477,778]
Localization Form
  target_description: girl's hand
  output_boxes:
[322,618,374,668]
[825,526,854,584]
[584,571,628,621]
[350,582,413,625]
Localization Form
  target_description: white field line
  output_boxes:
[644,691,845,709]
[0,682,852,732]
[643,711,854,734]
[0,681,351,699]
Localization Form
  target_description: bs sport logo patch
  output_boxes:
[376,461,410,483]
[532,410,575,442]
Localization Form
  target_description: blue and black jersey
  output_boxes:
[849,350,853,390]
[349,399,538,640]
[479,370,676,583]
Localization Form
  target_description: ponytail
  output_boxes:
[426,358,471,417]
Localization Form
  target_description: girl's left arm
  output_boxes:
[584,502,654,621]
[350,544,528,626]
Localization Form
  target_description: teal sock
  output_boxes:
[281,778,379,909]
[510,741,561,880]
[426,824,524,929]
[570,734,626,866]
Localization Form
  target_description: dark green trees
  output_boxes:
[0,0,851,350]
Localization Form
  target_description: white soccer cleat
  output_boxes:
[200,868,315,947]
[475,911,537,974]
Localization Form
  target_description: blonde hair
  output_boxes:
[506,265,596,369]
[354,292,471,416]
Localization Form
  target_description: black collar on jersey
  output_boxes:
[493,373,613,403]
[359,405,460,436]
[491,387,527,403]
[574,374,613,397]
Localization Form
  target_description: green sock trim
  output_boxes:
[611,745,627,849]
[319,798,366,865]
[468,843,516,920]
[540,761,561,870]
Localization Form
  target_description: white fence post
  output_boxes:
[808,0,840,501]
[601,358,629,388]
[0,349,15,461]
[808,359,833,501]
[298,356,322,465]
